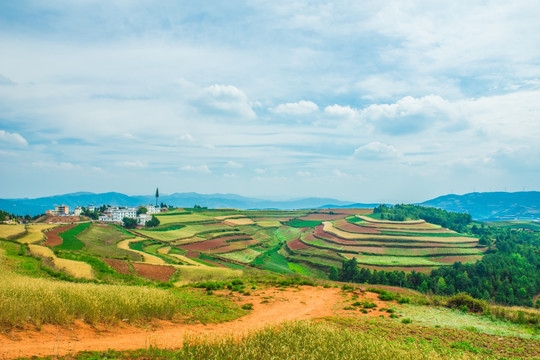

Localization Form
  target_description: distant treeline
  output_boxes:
[0,209,43,222]
[332,205,540,307]
[374,204,472,232]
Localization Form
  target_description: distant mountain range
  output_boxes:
[1,191,539,221]
[419,191,540,221]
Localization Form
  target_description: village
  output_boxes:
[45,204,162,226]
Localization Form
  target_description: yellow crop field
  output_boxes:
[173,265,242,285]
[255,220,282,228]
[138,227,198,241]
[323,222,478,244]
[157,246,171,254]
[223,218,255,226]
[214,214,245,220]
[28,245,94,279]
[0,224,26,239]
[169,254,205,266]
[117,238,166,265]
[155,213,212,225]
[17,224,57,244]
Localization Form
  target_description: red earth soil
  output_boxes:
[42,224,76,247]
[181,238,228,251]
[298,213,349,221]
[288,238,309,250]
[40,215,88,224]
[103,259,132,275]
[250,217,294,222]
[213,234,253,242]
[185,250,200,258]
[0,286,402,359]
[317,208,373,215]
[208,239,260,254]
[131,263,177,282]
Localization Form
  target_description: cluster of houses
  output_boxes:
[98,205,161,226]
[46,204,162,226]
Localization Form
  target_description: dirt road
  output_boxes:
[0,286,348,359]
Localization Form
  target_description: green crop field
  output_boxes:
[154,213,213,225]
[345,254,451,267]
[56,223,91,251]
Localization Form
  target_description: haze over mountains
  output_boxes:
[1,191,539,221]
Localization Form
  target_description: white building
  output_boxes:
[137,213,152,226]
[146,205,161,214]
[74,207,82,216]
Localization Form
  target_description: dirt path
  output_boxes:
[117,237,165,265]
[0,286,345,359]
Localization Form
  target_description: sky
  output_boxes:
[1,1,539,203]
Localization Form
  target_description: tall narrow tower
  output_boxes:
[155,187,159,207]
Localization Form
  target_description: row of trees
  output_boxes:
[373,204,472,232]
[330,221,540,307]
[122,215,160,229]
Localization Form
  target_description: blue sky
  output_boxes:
[1,1,539,202]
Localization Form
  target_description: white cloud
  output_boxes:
[225,161,243,168]
[31,161,75,170]
[297,171,311,176]
[360,95,465,135]
[180,133,194,142]
[254,168,267,174]
[201,84,256,119]
[324,104,358,119]
[223,172,238,178]
[0,130,28,147]
[270,100,319,115]
[333,169,350,178]
[354,142,401,160]
[180,165,211,174]
[118,160,147,168]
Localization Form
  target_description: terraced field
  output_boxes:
[10,207,486,284]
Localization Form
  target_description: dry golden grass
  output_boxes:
[223,218,255,226]
[28,245,94,280]
[17,224,58,244]
[157,246,171,254]
[173,265,242,285]
[0,266,182,327]
[356,215,427,225]
[117,238,166,265]
[0,224,26,239]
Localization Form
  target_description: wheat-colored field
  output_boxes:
[116,238,166,265]
[223,218,255,226]
[172,265,242,285]
[0,224,26,239]
[28,244,94,279]
[17,224,57,244]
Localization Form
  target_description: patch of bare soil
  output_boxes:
[42,224,76,247]
[131,263,177,282]
[102,258,132,275]
[0,286,380,359]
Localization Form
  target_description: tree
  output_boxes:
[329,266,339,281]
[137,206,148,215]
[155,188,159,207]
[145,215,160,228]
[123,217,137,229]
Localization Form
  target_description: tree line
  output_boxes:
[331,205,540,307]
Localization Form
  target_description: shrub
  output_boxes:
[446,293,487,314]
[242,303,253,310]
[401,318,412,324]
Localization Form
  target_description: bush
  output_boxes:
[446,293,487,314]
[401,318,412,324]
[242,303,253,310]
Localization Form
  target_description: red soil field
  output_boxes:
[333,219,381,234]
[40,215,88,224]
[131,263,176,282]
[103,259,132,275]
[288,238,309,250]
[42,224,76,246]
[208,239,260,253]
[432,255,483,264]
[317,208,373,215]
[181,238,227,251]
[213,234,253,242]
[359,265,437,274]
[185,250,200,258]
[250,217,294,222]
[298,213,348,221]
